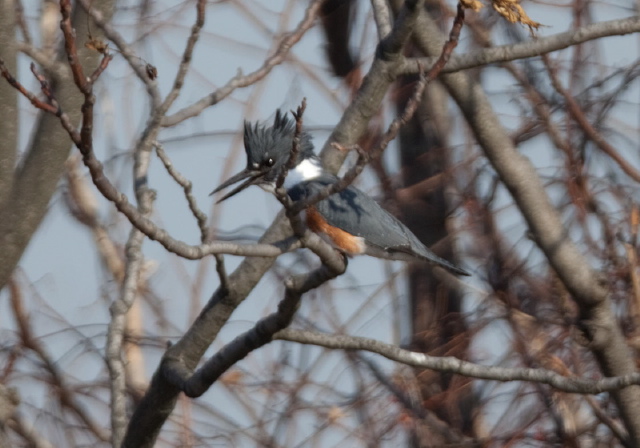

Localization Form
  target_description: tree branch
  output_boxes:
[164,263,344,398]
[154,142,209,243]
[161,0,325,127]
[543,53,640,183]
[399,15,640,75]
[276,329,640,395]
[319,0,425,172]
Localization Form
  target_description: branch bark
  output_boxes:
[275,329,640,395]
[399,15,640,75]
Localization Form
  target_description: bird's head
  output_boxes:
[211,110,314,202]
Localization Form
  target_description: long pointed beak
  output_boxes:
[210,169,263,203]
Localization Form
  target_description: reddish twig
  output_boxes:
[424,2,465,80]
[29,63,54,101]
[76,0,161,104]
[543,54,640,184]
[0,59,58,115]
[88,52,114,85]
[60,0,88,93]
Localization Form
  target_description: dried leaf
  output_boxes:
[85,38,109,54]
[460,0,484,11]
[492,0,542,31]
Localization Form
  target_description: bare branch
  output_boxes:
[164,263,344,398]
[319,0,426,172]
[399,15,640,75]
[155,142,209,243]
[162,0,325,127]
[8,279,109,441]
[543,54,640,184]
[60,0,88,93]
[275,329,640,395]
[107,224,147,447]
[0,59,59,115]
[7,413,54,448]
[214,254,229,294]
[378,0,424,60]
[161,0,206,113]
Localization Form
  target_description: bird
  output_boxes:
[211,110,470,276]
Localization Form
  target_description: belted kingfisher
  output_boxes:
[212,111,470,276]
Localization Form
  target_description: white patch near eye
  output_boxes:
[283,158,322,189]
[252,162,260,169]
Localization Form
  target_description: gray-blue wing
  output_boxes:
[287,177,469,276]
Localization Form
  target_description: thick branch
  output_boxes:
[164,263,343,398]
[319,0,425,172]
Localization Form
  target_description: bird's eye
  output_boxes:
[264,158,275,167]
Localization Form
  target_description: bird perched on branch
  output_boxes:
[211,110,469,276]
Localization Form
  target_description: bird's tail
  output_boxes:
[417,249,470,276]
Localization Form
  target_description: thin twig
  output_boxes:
[161,0,206,113]
[88,51,114,85]
[371,0,393,40]
[8,279,109,441]
[2,60,81,145]
[76,0,161,105]
[162,0,325,127]
[154,141,209,242]
[543,54,640,184]
[0,59,58,115]
[60,0,88,93]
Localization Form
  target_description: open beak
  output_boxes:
[210,169,264,203]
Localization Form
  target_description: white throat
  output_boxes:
[283,158,322,189]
